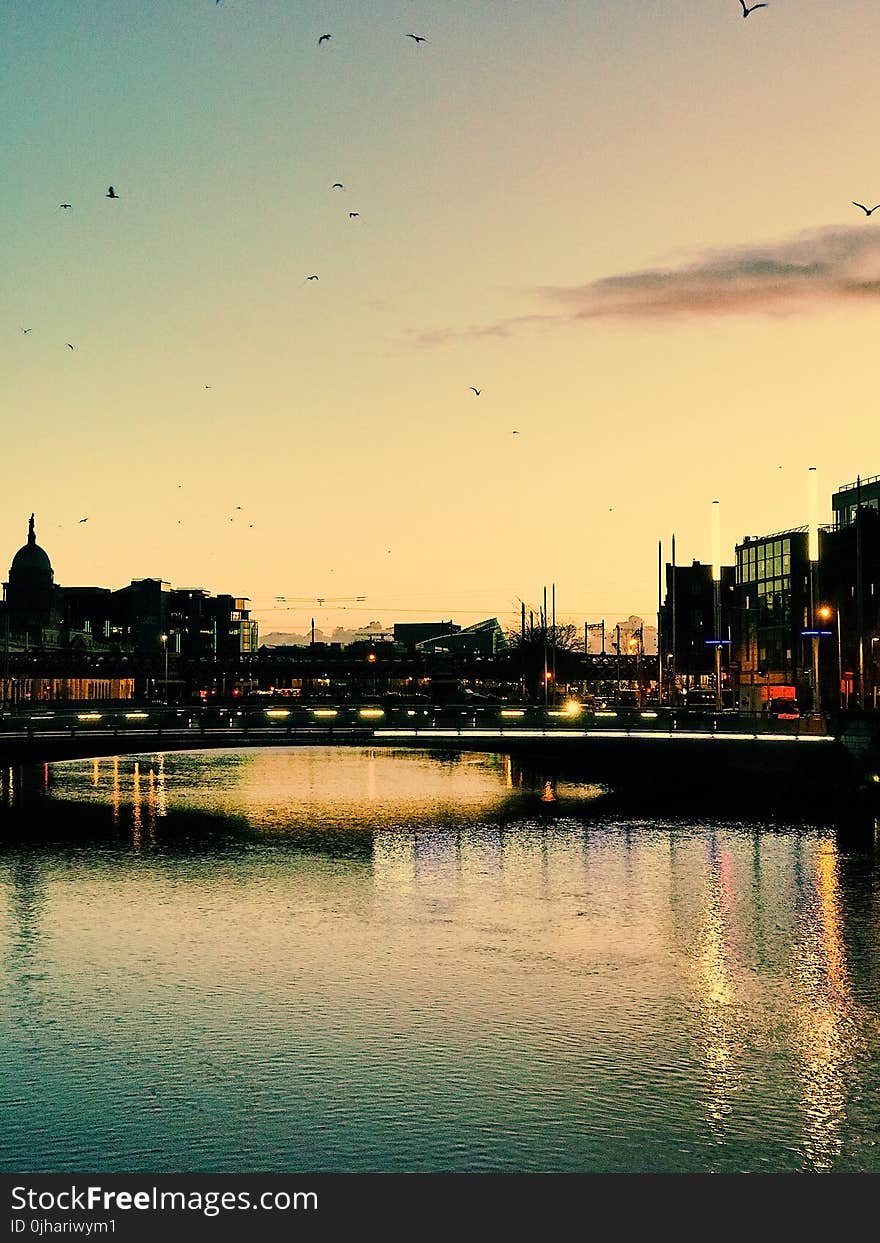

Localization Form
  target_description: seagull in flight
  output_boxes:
[853,201,880,216]
[349,211,359,218]
[511,430,519,435]
[21,328,32,334]
[78,517,89,523]
[406,33,427,43]
[106,185,119,198]
[66,343,76,350]
[318,34,331,44]
[59,203,72,210]
[739,1,767,15]
[306,274,319,281]
[331,182,344,189]
[469,387,481,396]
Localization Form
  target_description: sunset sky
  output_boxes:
[4,1,880,635]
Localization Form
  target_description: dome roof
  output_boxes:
[9,515,52,576]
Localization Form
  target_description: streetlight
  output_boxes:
[160,633,169,704]
[711,500,723,709]
[800,610,833,716]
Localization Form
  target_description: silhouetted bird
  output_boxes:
[511,430,519,435]
[79,517,88,523]
[204,385,211,389]
[406,33,427,43]
[469,387,481,396]
[21,328,32,334]
[332,182,344,189]
[853,202,880,216]
[306,274,319,280]
[59,203,72,210]
[106,186,118,198]
[739,1,767,14]
[349,212,359,218]
[318,34,331,44]
[66,343,75,350]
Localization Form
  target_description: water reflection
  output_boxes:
[0,748,878,1173]
[694,843,741,1144]
[791,842,859,1171]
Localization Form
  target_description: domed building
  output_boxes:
[3,514,62,642]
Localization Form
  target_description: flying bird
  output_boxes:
[78,517,89,523]
[406,33,427,43]
[739,1,767,14]
[318,34,331,44]
[511,430,519,435]
[106,186,118,198]
[66,343,76,350]
[306,274,319,280]
[349,212,359,218]
[204,385,211,389]
[852,202,880,216]
[21,328,32,334]
[59,203,72,210]
[331,182,344,189]
[469,387,481,396]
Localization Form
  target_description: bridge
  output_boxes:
[1,702,877,808]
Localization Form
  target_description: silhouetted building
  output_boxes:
[3,515,62,643]
[415,618,505,656]
[394,621,461,650]
[660,560,735,694]
[821,485,880,709]
[832,473,880,528]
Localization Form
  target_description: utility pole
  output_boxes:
[676,534,681,710]
[542,586,549,706]
[520,600,526,700]
[551,582,556,703]
[615,623,621,703]
[856,476,865,709]
[657,539,663,707]
[808,467,821,716]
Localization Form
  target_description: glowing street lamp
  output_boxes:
[160,633,169,703]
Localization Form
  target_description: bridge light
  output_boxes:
[77,712,102,721]
[501,709,526,718]
[125,712,149,721]
[265,709,290,720]
[359,708,385,719]
[312,708,338,718]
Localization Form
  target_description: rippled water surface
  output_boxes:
[1,747,879,1172]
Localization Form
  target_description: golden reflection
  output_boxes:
[132,761,142,847]
[146,767,156,836]
[540,779,557,804]
[91,758,100,788]
[111,756,120,826]
[156,754,167,819]
[694,849,741,1141]
[791,840,857,1171]
[503,754,514,791]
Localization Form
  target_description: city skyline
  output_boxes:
[5,2,880,635]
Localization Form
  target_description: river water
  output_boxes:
[1,746,879,1173]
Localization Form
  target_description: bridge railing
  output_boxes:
[0,702,830,740]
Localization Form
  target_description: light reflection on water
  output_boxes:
[1,747,879,1173]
